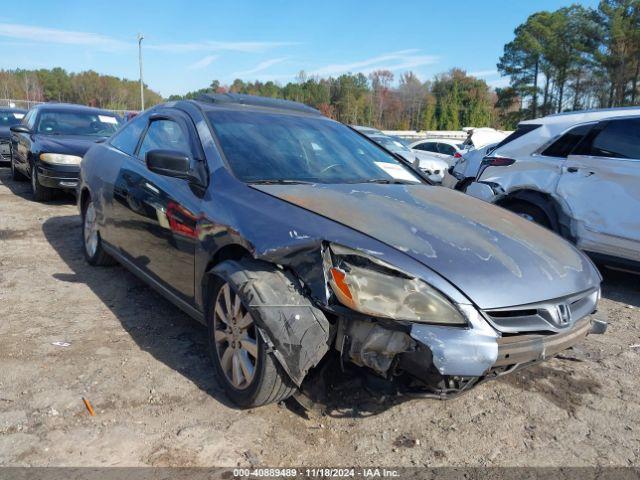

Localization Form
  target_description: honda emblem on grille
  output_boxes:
[555,304,571,325]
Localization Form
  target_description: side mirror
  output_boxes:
[10,125,31,134]
[146,149,191,180]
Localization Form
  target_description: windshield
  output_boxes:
[208,110,422,184]
[0,110,25,127]
[36,110,121,136]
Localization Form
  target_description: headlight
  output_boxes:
[39,153,82,165]
[324,244,466,325]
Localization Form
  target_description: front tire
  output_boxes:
[82,198,116,266]
[10,152,26,181]
[207,269,295,408]
[31,164,55,202]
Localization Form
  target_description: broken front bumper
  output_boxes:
[412,314,604,377]
[340,304,606,383]
[465,181,500,202]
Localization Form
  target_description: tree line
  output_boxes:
[497,0,640,125]
[0,0,636,128]
[0,67,162,111]
[171,0,638,129]
[168,69,497,131]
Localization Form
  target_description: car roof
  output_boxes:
[187,93,322,117]
[494,109,640,159]
[411,138,462,146]
[31,103,118,116]
[520,106,640,126]
[0,107,27,113]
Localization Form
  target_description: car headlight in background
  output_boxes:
[324,244,466,325]
[39,153,82,165]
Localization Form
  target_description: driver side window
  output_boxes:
[138,119,191,161]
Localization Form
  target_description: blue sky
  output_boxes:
[0,0,599,98]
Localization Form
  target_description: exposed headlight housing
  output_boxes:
[324,244,466,325]
[39,153,82,165]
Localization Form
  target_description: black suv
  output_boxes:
[78,94,603,407]
[10,103,121,201]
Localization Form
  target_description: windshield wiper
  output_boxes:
[356,179,419,185]
[248,179,317,185]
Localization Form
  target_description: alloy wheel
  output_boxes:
[31,166,37,193]
[517,212,535,222]
[212,283,258,390]
[84,202,99,258]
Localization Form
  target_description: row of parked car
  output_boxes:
[453,108,639,273]
[0,95,616,408]
[357,108,640,274]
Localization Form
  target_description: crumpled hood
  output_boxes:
[253,183,601,309]
[36,135,104,156]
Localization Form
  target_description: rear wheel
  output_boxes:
[504,201,551,229]
[207,270,295,408]
[82,198,116,266]
[31,164,55,202]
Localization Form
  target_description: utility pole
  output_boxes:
[137,33,145,111]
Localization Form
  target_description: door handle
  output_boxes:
[566,167,579,173]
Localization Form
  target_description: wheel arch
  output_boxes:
[496,189,573,240]
[208,258,331,387]
[201,243,254,309]
[79,187,91,213]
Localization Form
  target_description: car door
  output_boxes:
[112,110,204,304]
[556,117,640,263]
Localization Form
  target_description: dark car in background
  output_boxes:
[78,93,605,408]
[0,108,27,163]
[10,103,121,201]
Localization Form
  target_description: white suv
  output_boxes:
[466,107,640,271]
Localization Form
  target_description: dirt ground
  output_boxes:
[0,165,639,468]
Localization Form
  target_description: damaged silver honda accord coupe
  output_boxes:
[78,94,606,407]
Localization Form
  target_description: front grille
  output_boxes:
[484,288,599,334]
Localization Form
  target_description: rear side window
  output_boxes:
[589,119,640,160]
[437,143,456,155]
[415,142,437,153]
[493,123,541,150]
[110,115,147,155]
[541,123,594,158]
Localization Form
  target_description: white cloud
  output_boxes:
[188,55,218,70]
[232,57,288,77]
[488,76,511,88]
[147,40,296,54]
[0,22,127,51]
[468,69,498,78]
[309,50,438,77]
[0,22,296,57]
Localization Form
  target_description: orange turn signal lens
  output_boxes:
[330,267,353,301]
